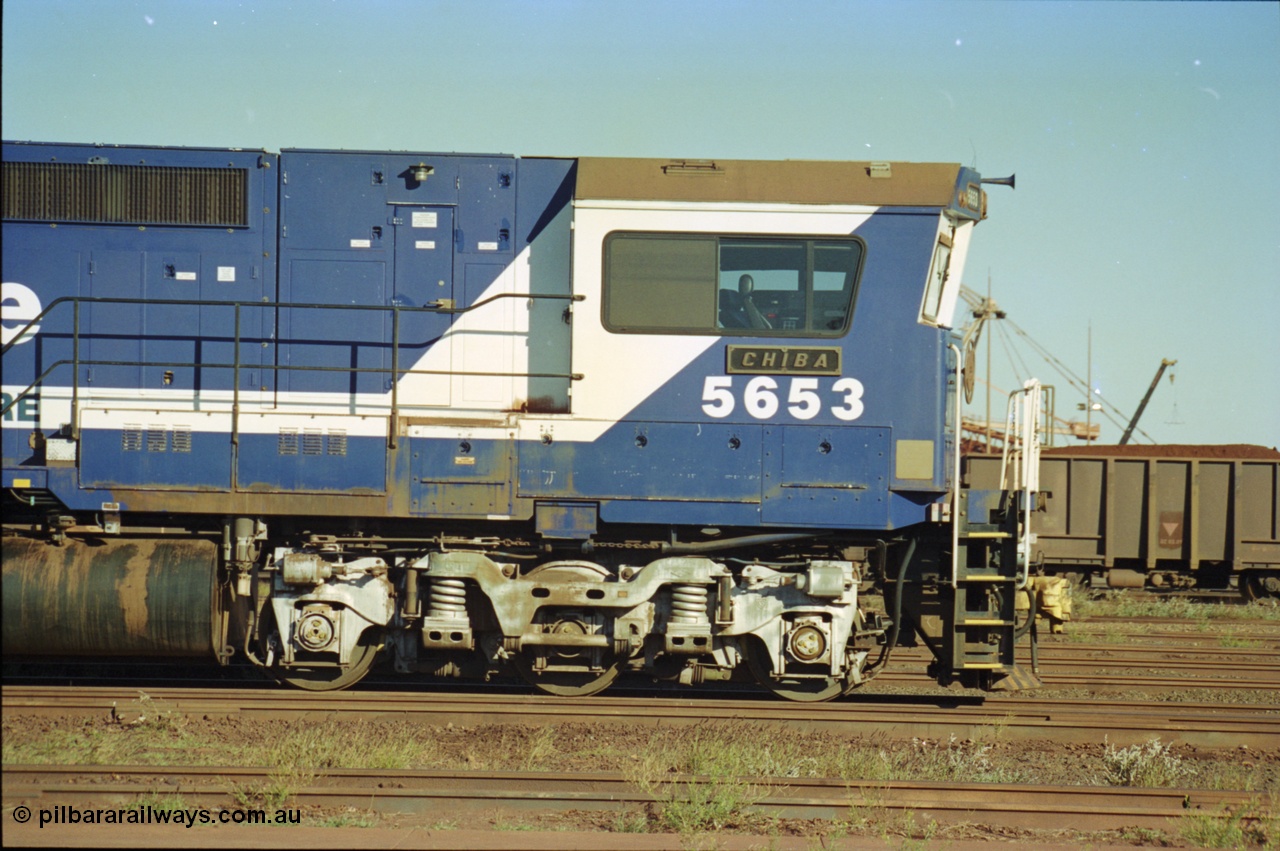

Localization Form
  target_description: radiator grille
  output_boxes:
[3,161,249,227]
[122,425,143,452]
[302,429,324,456]
[278,428,299,456]
[327,429,347,456]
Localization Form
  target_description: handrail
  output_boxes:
[0,292,584,357]
[0,358,585,417]
[949,343,963,587]
[390,307,399,450]
[1,293,586,435]
[998,380,1042,589]
[71,300,81,438]
[231,303,240,447]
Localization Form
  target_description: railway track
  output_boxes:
[1,763,1260,833]
[4,625,1279,718]
[6,625,1277,847]
[6,629,1278,692]
[4,686,1277,748]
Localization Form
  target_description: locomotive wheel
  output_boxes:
[1241,571,1280,602]
[274,634,380,691]
[515,561,621,697]
[745,643,849,703]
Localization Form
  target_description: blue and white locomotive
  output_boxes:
[2,141,1037,699]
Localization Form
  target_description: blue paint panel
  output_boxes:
[280,259,388,394]
[142,252,202,390]
[196,253,271,393]
[1,248,81,381]
[413,436,511,483]
[86,250,144,389]
[536,501,598,539]
[277,150,517,398]
[279,151,398,250]
[272,150,395,395]
[410,436,513,517]
[599,499,761,527]
[3,469,48,488]
[838,210,949,453]
[518,422,763,503]
[761,425,890,527]
[392,206,454,398]
[1,142,278,399]
[413,482,511,517]
[79,428,232,490]
[17,467,95,511]
[236,432,386,493]
[457,160,515,255]
[775,425,888,488]
[2,247,81,466]
[1,428,39,470]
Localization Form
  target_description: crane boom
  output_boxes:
[1119,358,1177,445]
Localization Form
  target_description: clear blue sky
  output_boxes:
[4,0,1277,446]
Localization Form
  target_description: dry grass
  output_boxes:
[1071,587,1280,622]
[5,704,1278,842]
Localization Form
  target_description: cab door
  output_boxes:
[392,206,454,407]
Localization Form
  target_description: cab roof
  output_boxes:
[574,157,964,206]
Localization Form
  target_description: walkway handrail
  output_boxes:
[1,292,585,443]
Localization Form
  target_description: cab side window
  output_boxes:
[604,233,861,336]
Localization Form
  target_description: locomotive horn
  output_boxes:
[981,174,1016,190]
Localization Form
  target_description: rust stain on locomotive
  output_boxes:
[2,536,218,657]
[114,543,152,640]
[512,396,569,414]
[109,488,392,517]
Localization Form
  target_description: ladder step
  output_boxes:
[958,618,1012,627]
[962,663,1005,671]
[956,574,1014,582]
[962,531,1011,539]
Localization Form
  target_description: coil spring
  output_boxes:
[428,577,468,620]
[670,584,709,624]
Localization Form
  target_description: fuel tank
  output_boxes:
[2,536,219,656]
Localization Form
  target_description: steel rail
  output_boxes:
[1028,646,1280,661]
[1053,630,1280,642]
[1082,613,1277,625]
[882,645,1280,683]
[4,687,1277,748]
[5,659,1277,698]
[1,764,1258,833]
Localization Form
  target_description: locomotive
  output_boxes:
[2,141,1046,699]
